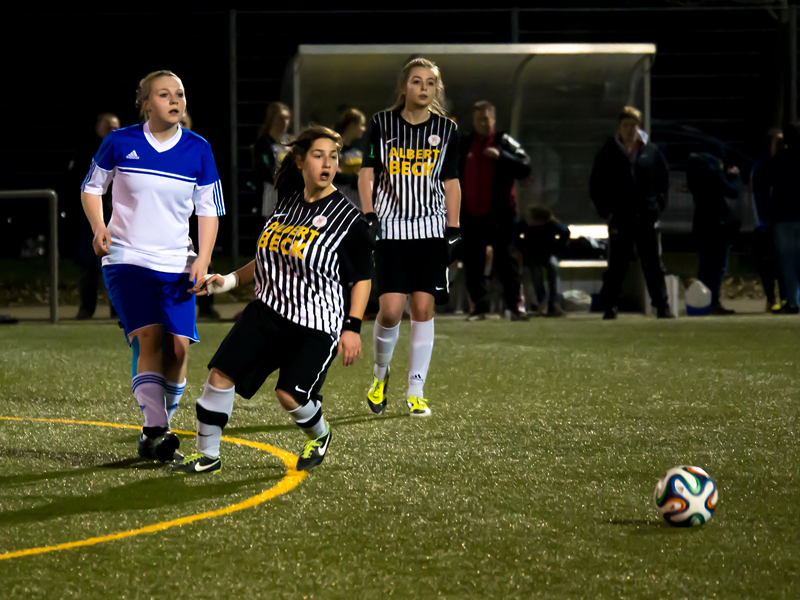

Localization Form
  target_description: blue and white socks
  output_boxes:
[165,378,186,423]
[132,371,168,439]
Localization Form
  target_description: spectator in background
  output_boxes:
[73,112,120,320]
[458,100,531,321]
[334,108,367,209]
[590,106,671,320]
[766,123,800,314]
[182,111,220,320]
[751,128,785,312]
[253,102,291,217]
[686,137,742,315]
[515,205,569,317]
[179,110,193,131]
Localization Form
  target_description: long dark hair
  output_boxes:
[258,102,290,140]
[274,125,343,193]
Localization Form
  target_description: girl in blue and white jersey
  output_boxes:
[81,70,225,462]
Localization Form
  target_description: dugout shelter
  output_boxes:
[282,43,656,226]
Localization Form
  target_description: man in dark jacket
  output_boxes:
[590,106,671,319]
[72,112,120,320]
[459,101,532,320]
[686,138,742,315]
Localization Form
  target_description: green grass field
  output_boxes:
[1,315,798,599]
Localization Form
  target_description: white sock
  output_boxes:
[373,321,400,380]
[288,398,327,439]
[196,381,235,458]
[165,378,186,424]
[131,372,168,434]
[408,319,434,399]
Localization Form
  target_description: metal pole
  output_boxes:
[791,5,797,123]
[511,7,519,44]
[510,55,534,140]
[293,55,301,136]
[229,9,240,269]
[0,189,58,323]
[644,55,652,137]
[49,190,58,323]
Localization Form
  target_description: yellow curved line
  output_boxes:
[0,416,307,560]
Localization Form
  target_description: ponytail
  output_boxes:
[274,145,303,194]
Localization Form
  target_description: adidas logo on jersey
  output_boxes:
[126,150,140,160]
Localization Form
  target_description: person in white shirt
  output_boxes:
[81,70,224,462]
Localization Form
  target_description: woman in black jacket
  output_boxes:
[767,124,800,313]
[253,102,291,217]
[589,106,671,319]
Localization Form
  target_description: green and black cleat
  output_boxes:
[367,368,389,414]
[169,452,222,475]
[295,426,331,472]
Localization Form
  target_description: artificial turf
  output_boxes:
[0,315,798,599]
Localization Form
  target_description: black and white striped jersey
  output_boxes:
[254,188,372,339]
[362,110,459,240]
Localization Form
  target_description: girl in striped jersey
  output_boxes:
[171,126,373,474]
[81,70,224,463]
[359,58,462,417]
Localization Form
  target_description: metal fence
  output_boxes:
[0,190,59,322]
[228,5,798,263]
[2,6,797,265]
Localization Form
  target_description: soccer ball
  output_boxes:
[654,466,718,527]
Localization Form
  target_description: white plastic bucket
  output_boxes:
[686,280,712,316]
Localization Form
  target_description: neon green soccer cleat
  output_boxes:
[367,368,389,414]
[295,426,332,472]
[406,395,431,417]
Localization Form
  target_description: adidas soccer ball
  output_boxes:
[654,466,718,527]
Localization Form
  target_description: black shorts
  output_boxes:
[208,301,338,402]
[374,238,450,305]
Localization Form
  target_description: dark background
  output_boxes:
[2,1,797,260]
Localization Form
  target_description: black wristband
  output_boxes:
[342,317,362,334]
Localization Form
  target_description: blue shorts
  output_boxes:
[103,264,198,345]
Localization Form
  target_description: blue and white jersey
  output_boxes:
[82,122,225,273]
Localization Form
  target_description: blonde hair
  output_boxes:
[618,106,642,124]
[274,125,343,193]
[389,58,447,116]
[135,70,182,123]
